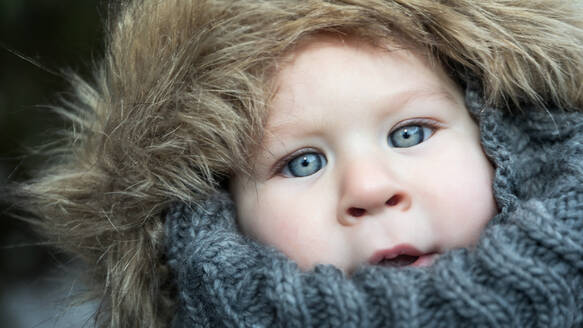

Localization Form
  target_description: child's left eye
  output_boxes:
[388,124,435,148]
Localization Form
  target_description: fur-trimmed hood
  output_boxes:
[19,0,583,327]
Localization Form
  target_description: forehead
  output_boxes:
[274,35,455,92]
[267,36,461,130]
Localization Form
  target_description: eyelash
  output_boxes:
[389,118,443,135]
[272,118,443,177]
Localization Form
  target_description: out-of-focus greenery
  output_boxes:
[0,0,102,292]
[1,1,103,177]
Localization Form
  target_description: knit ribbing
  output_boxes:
[166,89,583,327]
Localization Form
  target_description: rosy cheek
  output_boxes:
[414,141,495,243]
[243,197,300,245]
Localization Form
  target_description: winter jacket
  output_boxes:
[18,1,583,327]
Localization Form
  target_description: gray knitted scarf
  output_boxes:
[165,89,583,327]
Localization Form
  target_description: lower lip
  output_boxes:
[411,253,439,267]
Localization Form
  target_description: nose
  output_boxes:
[338,159,411,225]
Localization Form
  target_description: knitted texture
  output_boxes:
[166,89,583,327]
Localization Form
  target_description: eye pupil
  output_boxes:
[402,129,411,139]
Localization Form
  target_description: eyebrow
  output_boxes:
[267,87,461,133]
[392,88,461,109]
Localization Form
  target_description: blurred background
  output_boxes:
[1,1,103,327]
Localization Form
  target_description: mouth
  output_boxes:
[369,244,438,268]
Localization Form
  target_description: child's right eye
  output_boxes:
[282,152,327,177]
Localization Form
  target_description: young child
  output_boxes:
[16,0,583,327]
[231,35,498,273]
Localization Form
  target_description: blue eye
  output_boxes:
[283,152,327,177]
[388,124,434,148]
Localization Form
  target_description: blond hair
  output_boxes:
[16,0,583,327]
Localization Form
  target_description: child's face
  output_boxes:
[232,37,497,273]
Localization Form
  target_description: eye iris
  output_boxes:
[389,125,424,148]
[288,153,325,177]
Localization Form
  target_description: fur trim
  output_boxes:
[16,0,583,327]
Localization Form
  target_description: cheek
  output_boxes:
[235,182,332,269]
[237,185,296,243]
[416,141,497,245]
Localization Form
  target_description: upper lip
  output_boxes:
[368,244,426,265]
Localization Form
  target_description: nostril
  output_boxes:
[348,207,366,217]
[386,194,402,207]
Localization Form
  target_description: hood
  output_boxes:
[19,0,583,327]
